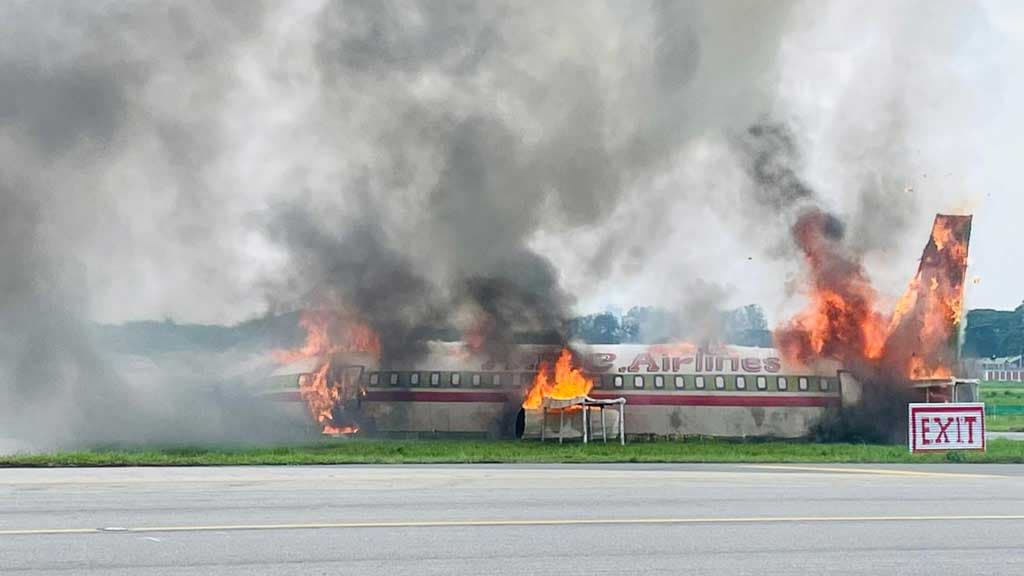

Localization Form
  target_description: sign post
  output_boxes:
[908,403,985,453]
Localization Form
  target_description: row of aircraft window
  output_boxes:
[365,371,832,392]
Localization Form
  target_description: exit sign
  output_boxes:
[908,403,985,453]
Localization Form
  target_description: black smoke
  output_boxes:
[0,0,982,449]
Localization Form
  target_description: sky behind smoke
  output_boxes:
[564,0,1022,321]
[3,0,1023,448]
[1,0,1021,330]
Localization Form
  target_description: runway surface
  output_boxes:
[987,431,1024,441]
[2,463,1023,575]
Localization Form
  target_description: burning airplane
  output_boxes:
[265,214,976,441]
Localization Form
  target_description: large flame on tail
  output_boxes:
[275,310,381,435]
[776,212,971,381]
[885,215,971,379]
[522,349,594,410]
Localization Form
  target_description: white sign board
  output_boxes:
[908,403,985,453]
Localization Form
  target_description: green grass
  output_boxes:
[2,438,1023,467]
[6,384,1021,466]
[987,414,1024,432]
[981,381,1024,431]
[980,382,1024,406]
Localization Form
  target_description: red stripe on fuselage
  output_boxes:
[588,393,837,407]
[272,389,838,407]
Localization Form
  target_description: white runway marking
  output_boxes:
[3,514,1023,537]
[745,465,1005,478]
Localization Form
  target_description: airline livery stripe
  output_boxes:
[271,390,837,407]
[588,393,838,408]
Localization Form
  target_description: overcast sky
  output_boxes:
[101,0,1024,323]
[962,0,1024,312]
[3,0,1022,329]
[570,0,1024,320]
[9,0,1023,450]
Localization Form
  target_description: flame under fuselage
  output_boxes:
[270,342,847,438]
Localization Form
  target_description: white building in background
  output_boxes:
[977,355,1024,382]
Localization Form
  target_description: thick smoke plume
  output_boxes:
[0,1,991,449]
[738,122,972,442]
[264,0,796,365]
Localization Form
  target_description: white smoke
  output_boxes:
[0,0,1013,448]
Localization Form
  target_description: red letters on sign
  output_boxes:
[934,417,954,444]
[909,404,985,453]
[963,416,977,444]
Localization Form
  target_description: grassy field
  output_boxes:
[4,384,1021,467]
[987,415,1024,432]
[981,381,1024,432]
[2,438,1023,467]
[981,382,1024,405]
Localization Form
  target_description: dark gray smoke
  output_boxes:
[268,201,442,366]
[0,0,987,449]
[264,1,797,363]
[742,123,817,211]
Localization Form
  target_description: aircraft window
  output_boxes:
[654,375,665,389]
[695,376,706,389]
[756,376,767,390]
[798,377,809,391]
[633,375,644,389]
[369,372,379,386]
[389,373,399,386]
[778,377,788,391]
[430,372,440,387]
[472,374,481,387]
[820,378,830,391]
[674,375,685,389]
[451,373,461,386]
[613,375,624,388]
[715,375,725,390]
[410,373,420,386]
[736,376,746,390]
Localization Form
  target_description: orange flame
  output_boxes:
[522,348,594,410]
[775,210,889,367]
[883,215,969,380]
[275,310,380,435]
[908,356,952,380]
[275,311,380,363]
[777,289,889,364]
[776,213,971,382]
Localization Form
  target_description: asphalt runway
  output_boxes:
[2,464,1023,575]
